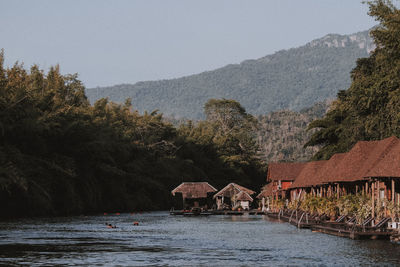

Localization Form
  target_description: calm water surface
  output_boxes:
[1,212,400,266]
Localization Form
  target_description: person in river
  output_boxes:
[105,223,116,229]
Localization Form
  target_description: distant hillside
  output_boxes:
[257,101,330,163]
[86,30,374,119]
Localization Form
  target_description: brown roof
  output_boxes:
[213,183,255,199]
[364,137,400,178]
[290,160,327,188]
[235,191,254,202]
[267,162,306,182]
[171,182,217,199]
[314,153,347,186]
[257,183,273,198]
[327,136,399,183]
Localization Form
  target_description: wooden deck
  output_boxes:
[311,224,393,240]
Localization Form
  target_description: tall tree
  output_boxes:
[306,0,400,159]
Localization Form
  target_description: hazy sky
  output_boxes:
[1,0,377,88]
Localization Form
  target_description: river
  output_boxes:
[1,212,400,266]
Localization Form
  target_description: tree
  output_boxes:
[306,0,400,160]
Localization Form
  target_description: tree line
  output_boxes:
[306,0,400,159]
[0,54,264,219]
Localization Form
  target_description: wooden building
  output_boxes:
[266,162,306,201]
[171,182,217,210]
[257,183,273,211]
[213,183,255,210]
[289,160,327,200]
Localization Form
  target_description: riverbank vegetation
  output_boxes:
[0,53,264,219]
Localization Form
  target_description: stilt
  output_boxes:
[392,179,395,204]
[336,184,340,199]
[372,180,375,219]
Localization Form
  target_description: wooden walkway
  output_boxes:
[266,209,394,240]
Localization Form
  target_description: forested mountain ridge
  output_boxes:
[86,30,373,119]
[257,101,330,162]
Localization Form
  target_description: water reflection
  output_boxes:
[0,212,400,266]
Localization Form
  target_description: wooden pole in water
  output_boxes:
[392,178,395,204]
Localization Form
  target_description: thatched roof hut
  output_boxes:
[235,191,254,202]
[257,183,273,199]
[171,182,217,199]
[213,183,255,199]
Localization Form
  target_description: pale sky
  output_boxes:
[1,0,377,88]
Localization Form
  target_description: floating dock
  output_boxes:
[170,209,266,216]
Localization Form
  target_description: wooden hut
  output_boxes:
[363,137,400,218]
[213,183,255,210]
[289,161,327,200]
[320,137,398,200]
[257,183,273,211]
[235,191,254,210]
[267,162,306,201]
[171,182,217,210]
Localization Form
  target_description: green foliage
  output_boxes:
[0,54,265,218]
[307,0,400,159]
[86,31,372,119]
[257,101,330,162]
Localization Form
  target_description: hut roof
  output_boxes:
[314,153,347,186]
[290,160,327,188]
[213,183,255,199]
[364,137,400,178]
[236,191,254,202]
[327,136,399,183]
[257,183,273,199]
[171,182,217,199]
[267,162,306,182]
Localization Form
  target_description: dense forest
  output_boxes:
[86,30,373,119]
[307,0,400,159]
[0,55,264,219]
[257,101,330,162]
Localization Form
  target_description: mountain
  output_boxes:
[257,101,330,163]
[86,30,374,119]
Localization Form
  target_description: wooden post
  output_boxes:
[376,181,380,214]
[356,185,359,194]
[372,180,375,218]
[392,178,395,204]
[366,182,369,195]
[337,184,340,199]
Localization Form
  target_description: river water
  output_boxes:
[1,212,400,266]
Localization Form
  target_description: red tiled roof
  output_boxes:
[267,162,307,182]
[290,161,327,188]
[171,182,217,199]
[364,137,400,178]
